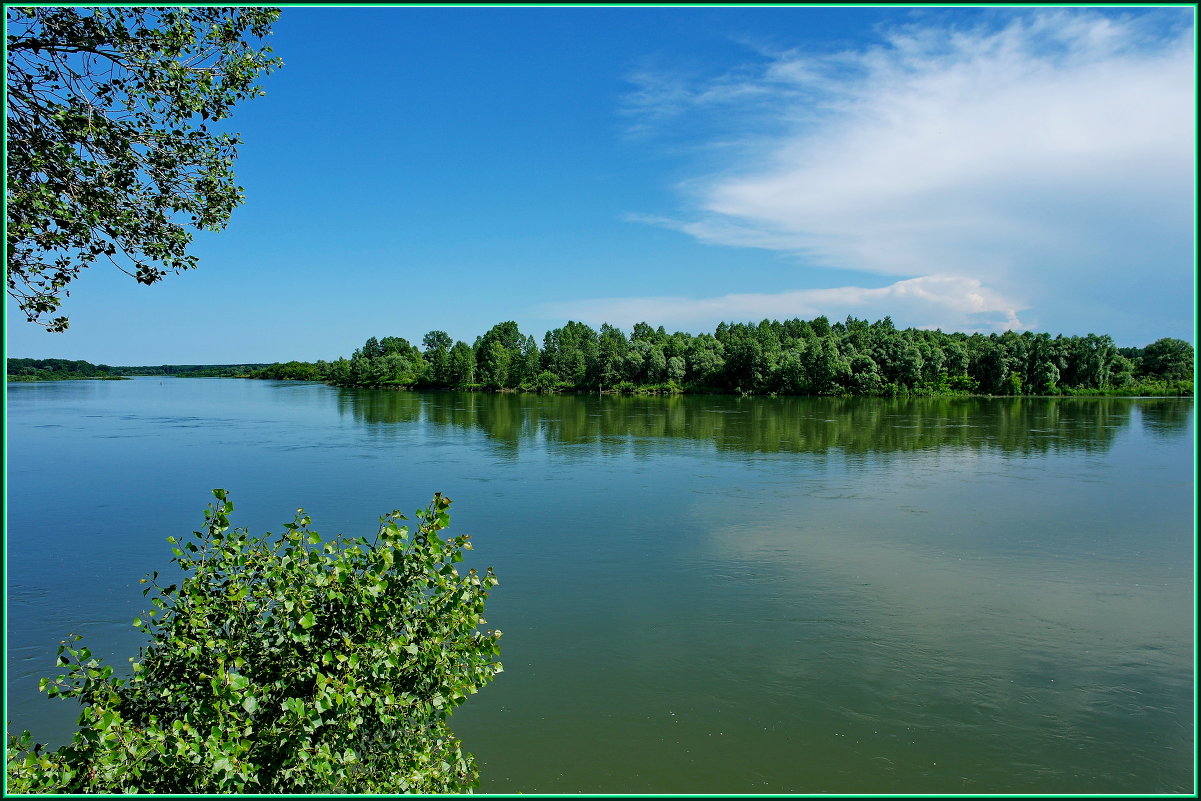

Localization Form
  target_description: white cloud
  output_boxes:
[538,274,1026,333]
[612,9,1195,341]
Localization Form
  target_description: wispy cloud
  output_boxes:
[539,274,1026,333]
[606,9,1195,340]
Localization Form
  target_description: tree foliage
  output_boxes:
[1139,337,1195,382]
[6,356,122,381]
[249,318,1193,398]
[6,6,282,331]
[6,491,502,793]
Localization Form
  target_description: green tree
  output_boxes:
[846,352,884,395]
[528,370,561,393]
[6,491,501,793]
[474,322,524,389]
[476,340,510,389]
[421,330,453,386]
[516,335,541,388]
[1109,353,1136,387]
[542,321,598,389]
[943,339,969,378]
[422,330,453,353]
[665,356,686,385]
[379,352,422,387]
[621,339,648,384]
[595,323,628,391]
[271,360,320,380]
[776,346,812,395]
[1030,359,1060,394]
[717,322,762,391]
[1073,334,1118,389]
[361,336,383,360]
[326,357,350,385]
[446,341,476,386]
[974,339,1013,395]
[6,7,282,331]
[646,345,668,384]
[1140,337,1194,381]
[916,337,946,388]
[686,334,725,387]
[805,335,851,395]
[376,337,424,386]
[379,336,416,358]
[630,321,660,344]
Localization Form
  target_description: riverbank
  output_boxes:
[309,377,1194,399]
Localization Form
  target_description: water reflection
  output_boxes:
[1137,398,1194,437]
[336,390,1189,456]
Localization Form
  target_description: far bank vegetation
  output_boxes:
[248,317,1194,398]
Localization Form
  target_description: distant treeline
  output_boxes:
[248,317,1195,397]
[112,364,270,377]
[7,357,126,381]
[6,360,269,381]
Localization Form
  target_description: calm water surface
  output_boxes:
[5,378,1195,793]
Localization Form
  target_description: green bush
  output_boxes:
[1060,380,1192,397]
[947,374,980,393]
[6,491,501,793]
[523,370,562,393]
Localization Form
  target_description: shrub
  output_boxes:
[6,491,501,793]
[524,370,562,393]
[947,374,980,393]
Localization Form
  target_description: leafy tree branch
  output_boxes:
[6,491,502,793]
[6,6,282,331]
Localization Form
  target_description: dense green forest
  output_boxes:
[249,317,1194,397]
[6,358,126,381]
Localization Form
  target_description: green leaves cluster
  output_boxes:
[6,491,502,793]
[6,6,282,331]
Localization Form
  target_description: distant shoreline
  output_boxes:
[6,375,130,382]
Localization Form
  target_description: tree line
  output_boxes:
[7,358,126,381]
[249,317,1194,397]
[112,364,270,378]
[6,359,272,381]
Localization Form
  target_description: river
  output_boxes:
[5,377,1194,793]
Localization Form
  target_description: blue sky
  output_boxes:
[6,5,1196,364]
